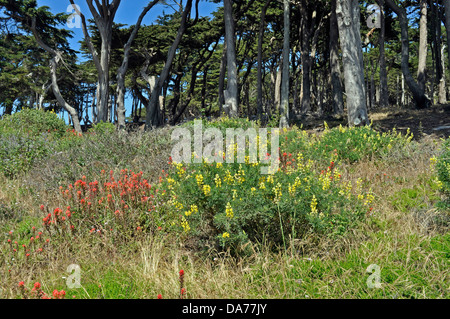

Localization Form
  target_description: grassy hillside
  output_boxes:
[0,109,448,299]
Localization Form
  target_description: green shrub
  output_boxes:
[158,141,372,255]
[436,138,450,194]
[280,124,414,166]
[0,108,67,137]
[89,121,116,135]
[182,116,258,136]
[0,109,75,178]
[434,138,450,210]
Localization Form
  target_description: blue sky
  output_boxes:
[35,1,220,124]
[37,0,220,53]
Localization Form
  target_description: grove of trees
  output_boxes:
[1,0,449,132]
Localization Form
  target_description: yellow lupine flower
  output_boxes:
[226,202,234,219]
[174,201,184,210]
[288,184,294,197]
[224,170,233,184]
[319,170,332,191]
[364,193,375,206]
[430,156,437,170]
[434,177,443,189]
[222,232,230,238]
[272,183,283,203]
[310,195,318,217]
[175,163,185,177]
[203,184,211,196]
[196,174,204,187]
[181,217,190,232]
[333,169,342,180]
[214,174,222,188]
[167,177,176,190]
[342,181,352,199]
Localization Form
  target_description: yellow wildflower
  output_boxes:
[272,183,283,203]
[181,217,190,232]
[196,174,204,187]
[430,156,437,170]
[203,184,211,196]
[310,195,318,217]
[226,202,234,219]
[214,174,222,188]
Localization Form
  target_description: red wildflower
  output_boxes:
[157,294,163,299]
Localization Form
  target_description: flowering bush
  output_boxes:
[281,123,414,166]
[43,169,167,244]
[18,281,65,299]
[434,138,450,209]
[161,135,373,254]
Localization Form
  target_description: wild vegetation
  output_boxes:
[0,109,448,299]
[0,0,450,299]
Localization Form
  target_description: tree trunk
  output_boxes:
[69,0,121,123]
[330,0,344,115]
[218,42,227,115]
[257,0,271,121]
[445,0,450,72]
[417,0,427,93]
[116,0,158,130]
[401,73,405,106]
[145,0,193,130]
[29,17,82,132]
[98,40,111,123]
[50,57,82,133]
[385,0,430,109]
[439,45,447,104]
[377,0,389,108]
[38,82,51,110]
[430,1,446,104]
[300,4,312,114]
[224,0,239,117]
[279,0,290,128]
[274,58,282,113]
[336,0,368,126]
